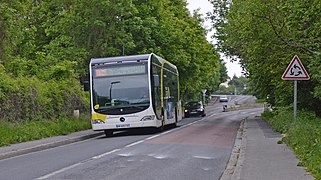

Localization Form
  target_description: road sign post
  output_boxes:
[202,89,207,105]
[294,80,297,122]
[282,55,310,123]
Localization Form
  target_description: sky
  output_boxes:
[186,0,243,78]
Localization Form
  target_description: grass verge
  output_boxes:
[262,107,321,179]
[0,118,91,147]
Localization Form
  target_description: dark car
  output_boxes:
[184,101,206,118]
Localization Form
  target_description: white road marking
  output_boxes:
[125,140,145,148]
[36,117,212,179]
[193,156,214,160]
[36,148,121,179]
[92,149,120,159]
[37,163,82,180]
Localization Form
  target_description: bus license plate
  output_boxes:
[116,124,130,128]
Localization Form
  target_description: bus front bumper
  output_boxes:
[91,120,160,131]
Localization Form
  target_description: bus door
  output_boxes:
[164,86,174,120]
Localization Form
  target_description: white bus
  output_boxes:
[85,53,182,136]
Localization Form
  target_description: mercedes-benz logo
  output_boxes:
[120,117,125,122]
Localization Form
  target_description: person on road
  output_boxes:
[222,102,228,112]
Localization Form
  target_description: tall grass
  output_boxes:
[262,108,321,179]
[0,118,91,147]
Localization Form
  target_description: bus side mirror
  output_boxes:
[84,81,89,91]
[153,74,160,87]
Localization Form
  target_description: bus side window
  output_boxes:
[153,74,160,87]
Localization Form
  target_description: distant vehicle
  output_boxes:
[84,53,182,136]
[184,101,206,118]
[223,104,227,112]
[219,95,228,102]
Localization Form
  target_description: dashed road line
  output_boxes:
[36,116,212,179]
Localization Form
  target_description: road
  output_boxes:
[0,95,263,180]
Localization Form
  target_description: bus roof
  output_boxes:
[90,54,152,64]
[90,53,177,71]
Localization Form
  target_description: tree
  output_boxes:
[219,59,228,83]
[0,0,223,122]
[209,0,321,116]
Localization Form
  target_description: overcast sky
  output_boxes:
[186,0,242,78]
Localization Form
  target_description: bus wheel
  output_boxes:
[158,120,165,132]
[174,107,178,127]
[173,121,177,128]
[104,130,113,137]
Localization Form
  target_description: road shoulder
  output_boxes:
[220,117,314,180]
[0,130,103,160]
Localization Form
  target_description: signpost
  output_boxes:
[202,89,207,105]
[282,55,310,122]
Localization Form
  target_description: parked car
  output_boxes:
[219,95,228,102]
[184,101,206,118]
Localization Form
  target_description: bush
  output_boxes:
[0,73,89,123]
[0,68,91,147]
[262,107,293,133]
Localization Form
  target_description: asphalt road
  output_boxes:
[0,95,262,180]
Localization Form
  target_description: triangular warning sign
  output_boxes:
[282,55,310,80]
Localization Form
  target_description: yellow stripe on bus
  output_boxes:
[92,113,107,121]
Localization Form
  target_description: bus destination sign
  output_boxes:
[94,64,146,77]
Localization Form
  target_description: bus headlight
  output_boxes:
[140,115,155,121]
[92,120,105,124]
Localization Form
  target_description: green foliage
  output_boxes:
[228,75,249,94]
[0,118,91,147]
[0,0,223,123]
[215,75,251,95]
[127,0,222,99]
[219,59,228,83]
[0,75,88,123]
[263,108,321,179]
[209,0,321,117]
[262,107,293,133]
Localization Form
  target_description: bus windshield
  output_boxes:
[92,63,150,115]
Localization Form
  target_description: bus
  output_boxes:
[85,53,182,136]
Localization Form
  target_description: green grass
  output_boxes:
[262,108,321,179]
[0,118,91,147]
[255,99,266,103]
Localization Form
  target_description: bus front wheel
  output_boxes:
[157,120,165,132]
[104,130,113,137]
